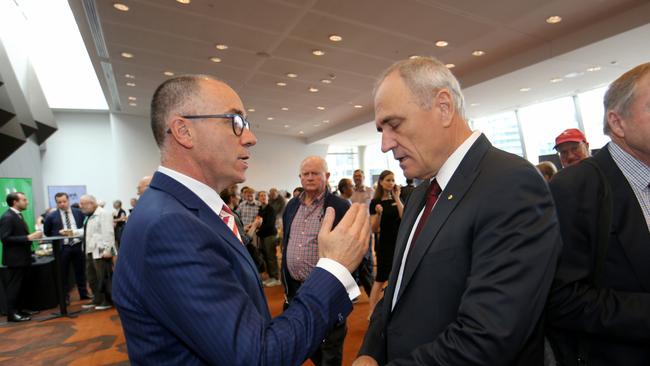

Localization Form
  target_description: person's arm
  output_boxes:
[100,210,116,257]
[546,168,650,341]
[369,200,381,234]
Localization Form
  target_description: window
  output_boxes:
[364,143,406,186]
[577,86,610,149]
[326,145,359,189]
[518,97,579,164]
[471,111,523,157]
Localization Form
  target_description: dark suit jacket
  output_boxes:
[0,209,32,267]
[281,190,350,298]
[546,145,650,366]
[43,207,85,243]
[360,134,562,365]
[113,172,352,365]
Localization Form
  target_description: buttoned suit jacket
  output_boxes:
[113,172,351,365]
[360,134,562,365]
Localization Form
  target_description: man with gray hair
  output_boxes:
[355,57,562,365]
[546,62,650,365]
[78,194,115,310]
[113,75,370,365]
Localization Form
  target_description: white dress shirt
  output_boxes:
[392,130,481,310]
[59,208,81,245]
[84,206,116,259]
[157,166,360,300]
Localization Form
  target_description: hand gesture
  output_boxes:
[28,231,43,241]
[318,204,370,272]
[392,184,401,198]
[375,204,383,215]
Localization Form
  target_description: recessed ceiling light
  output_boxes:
[470,103,480,107]
[284,124,290,128]
[312,49,325,56]
[267,117,274,120]
[126,82,136,87]
[354,105,363,109]
[472,50,485,57]
[113,3,129,11]
[209,57,222,63]
[129,102,137,106]
[299,131,304,135]
[176,0,190,4]
[564,72,583,78]
[314,123,321,127]
[320,79,332,84]
[546,15,562,24]
[124,74,135,79]
[317,106,325,110]
[445,63,455,69]
[323,120,330,124]
[435,40,448,47]
[550,77,563,83]
[309,87,319,93]
[128,96,137,101]
[163,71,175,76]
[519,87,531,92]
[121,52,134,58]
[215,44,228,50]
[409,55,420,59]
[281,107,289,111]
[286,73,298,78]
[586,66,602,72]
[328,34,343,42]
[247,108,255,112]
[276,82,287,87]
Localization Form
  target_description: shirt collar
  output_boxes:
[299,191,326,205]
[433,130,482,190]
[9,207,21,215]
[157,166,226,217]
[608,142,650,191]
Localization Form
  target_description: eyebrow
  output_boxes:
[376,115,403,131]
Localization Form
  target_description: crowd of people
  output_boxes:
[1,57,648,366]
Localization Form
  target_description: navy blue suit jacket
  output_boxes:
[43,207,85,242]
[113,172,352,365]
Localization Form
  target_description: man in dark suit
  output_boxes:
[546,63,650,365]
[0,192,43,322]
[354,57,562,365]
[43,192,89,302]
[282,155,351,366]
[113,75,370,365]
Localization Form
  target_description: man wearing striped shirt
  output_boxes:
[546,62,650,365]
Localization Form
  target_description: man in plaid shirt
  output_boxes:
[282,156,352,366]
[237,186,260,227]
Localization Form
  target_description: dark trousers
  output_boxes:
[3,266,27,317]
[60,243,87,298]
[259,235,279,279]
[287,279,347,366]
[85,254,112,305]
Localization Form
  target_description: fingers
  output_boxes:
[337,203,360,230]
[319,207,335,238]
[352,204,369,232]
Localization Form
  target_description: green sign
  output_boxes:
[0,177,38,263]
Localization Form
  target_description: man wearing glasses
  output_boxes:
[113,75,370,365]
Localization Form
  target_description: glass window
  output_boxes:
[470,111,523,157]
[518,97,579,164]
[364,143,406,187]
[326,145,359,190]
[577,86,610,149]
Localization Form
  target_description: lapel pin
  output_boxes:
[447,194,453,200]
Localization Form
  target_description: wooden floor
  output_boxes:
[0,285,371,365]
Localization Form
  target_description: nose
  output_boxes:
[241,128,257,147]
[380,130,396,153]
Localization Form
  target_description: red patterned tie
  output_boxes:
[412,179,442,244]
[219,205,242,244]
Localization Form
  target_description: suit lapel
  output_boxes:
[393,135,489,305]
[595,149,650,291]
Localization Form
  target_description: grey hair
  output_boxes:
[150,74,217,148]
[603,62,650,135]
[374,56,467,120]
[80,194,97,203]
[300,155,329,174]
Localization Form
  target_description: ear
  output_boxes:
[325,172,331,181]
[435,89,454,127]
[168,117,194,149]
[606,110,625,139]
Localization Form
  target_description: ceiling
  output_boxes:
[68,0,650,142]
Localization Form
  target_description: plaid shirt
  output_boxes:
[286,192,325,281]
[609,142,650,232]
[236,200,260,227]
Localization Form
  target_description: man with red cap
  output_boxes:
[554,128,590,168]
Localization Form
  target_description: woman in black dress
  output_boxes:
[368,170,403,316]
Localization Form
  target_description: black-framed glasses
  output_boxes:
[167,113,251,136]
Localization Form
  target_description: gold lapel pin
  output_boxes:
[447,194,453,200]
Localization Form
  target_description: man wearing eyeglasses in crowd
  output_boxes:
[554,128,591,168]
[113,75,370,365]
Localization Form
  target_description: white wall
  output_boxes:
[39,111,328,206]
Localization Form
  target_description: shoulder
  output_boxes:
[326,193,351,210]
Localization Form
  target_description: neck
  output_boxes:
[162,157,226,193]
[304,189,324,204]
[612,136,650,167]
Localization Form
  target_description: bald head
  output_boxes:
[79,194,98,215]
[137,175,152,196]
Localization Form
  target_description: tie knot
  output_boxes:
[427,179,442,198]
[220,205,235,217]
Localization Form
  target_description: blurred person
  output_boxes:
[237,186,260,228]
[351,169,374,205]
[536,161,558,182]
[554,128,591,168]
[136,175,152,196]
[400,178,416,203]
[292,186,303,198]
[112,200,127,249]
[338,178,354,202]
[256,191,280,287]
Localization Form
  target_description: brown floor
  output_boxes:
[0,285,371,365]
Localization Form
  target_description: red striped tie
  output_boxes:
[220,205,243,244]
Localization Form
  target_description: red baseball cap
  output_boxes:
[554,128,588,149]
